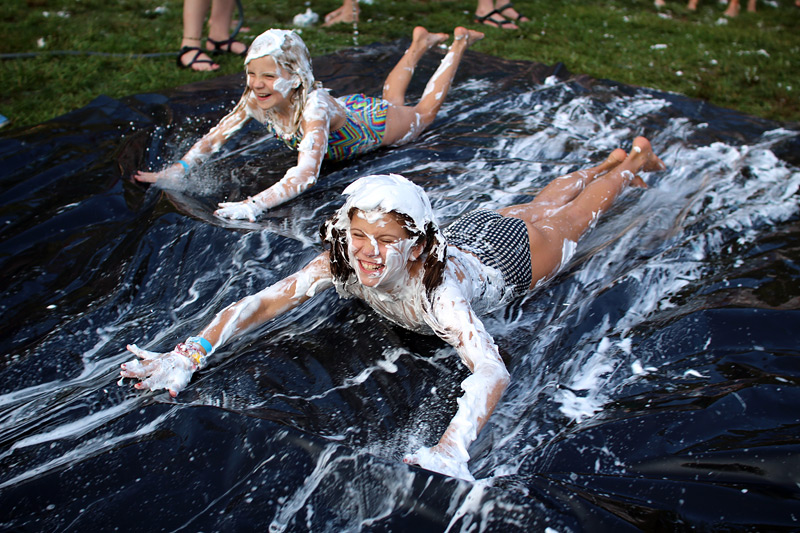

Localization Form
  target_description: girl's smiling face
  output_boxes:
[347,210,423,289]
[246,55,297,112]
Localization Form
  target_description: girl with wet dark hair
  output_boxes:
[121,138,665,480]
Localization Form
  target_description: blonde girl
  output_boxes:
[135,26,484,221]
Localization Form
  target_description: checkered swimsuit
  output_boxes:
[443,209,533,295]
[280,94,388,161]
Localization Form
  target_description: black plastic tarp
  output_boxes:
[1,40,799,531]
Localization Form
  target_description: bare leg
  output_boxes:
[207,0,247,54]
[414,27,483,125]
[475,0,519,29]
[180,0,219,71]
[382,27,449,106]
[496,1,530,23]
[724,0,740,16]
[382,27,484,146]
[687,0,699,10]
[518,137,665,288]
[499,148,627,222]
[323,0,359,27]
[746,0,756,12]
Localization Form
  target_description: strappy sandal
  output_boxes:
[495,2,531,23]
[474,9,518,29]
[177,46,220,71]
[206,36,248,57]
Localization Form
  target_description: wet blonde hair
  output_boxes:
[244,29,322,138]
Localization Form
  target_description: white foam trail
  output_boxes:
[0,407,177,490]
[7,397,140,452]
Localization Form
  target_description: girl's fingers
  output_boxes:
[120,358,159,378]
[126,344,162,360]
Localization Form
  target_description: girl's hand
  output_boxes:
[133,163,186,184]
[403,445,475,481]
[119,344,196,397]
[214,200,264,222]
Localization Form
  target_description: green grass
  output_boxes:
[1,0,799,132]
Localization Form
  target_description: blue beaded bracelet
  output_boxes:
[187,336,213,355]
[177,160,190,174]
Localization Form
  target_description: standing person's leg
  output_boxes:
[179,0,219,71]
[510,137,665,288]
[724,0,741,16]
[206,0,247,55]
[382,27,449,107]
[323,0,360,27]
[382,27,484,146]
[474,0,518,29]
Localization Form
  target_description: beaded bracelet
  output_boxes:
[187,336,213,355]
[175,342,207,370]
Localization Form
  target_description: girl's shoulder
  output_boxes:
[303,89,343,119]
[305,87,333,105]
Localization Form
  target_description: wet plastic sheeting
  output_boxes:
[1,40,799,531]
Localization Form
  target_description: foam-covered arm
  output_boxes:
[134,97,251,185]
[215,106,330,219]
[196,252,333,348]
[120,253,333,395]
[180,97,251,170]
[404,286,510,480]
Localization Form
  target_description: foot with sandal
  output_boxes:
[178,35,247,71]
[474,0,530,29]
[178,0,249,72]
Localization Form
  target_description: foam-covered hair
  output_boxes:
[245,29,316,94]
[244,29,321,137]
[321,174,448,298]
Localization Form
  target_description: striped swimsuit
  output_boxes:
[279,94,389,161]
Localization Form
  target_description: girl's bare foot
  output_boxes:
[607,148,627,166]
[453,26,485,46]
[630,137,666,173]
[587,148,627,179]
[412,26,449,51]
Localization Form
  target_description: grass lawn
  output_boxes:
[1,0,798,132]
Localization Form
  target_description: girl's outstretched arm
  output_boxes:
[215,100,334,220]
[120,252,334,396]
[133,98,251,184]
[404,283,510,481]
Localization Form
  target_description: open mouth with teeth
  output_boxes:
[358,259,384,274]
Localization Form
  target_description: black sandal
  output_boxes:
[474,10,517,29]
[177,46,219,70]
[206,36,248,57]
[495,2,531,22]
